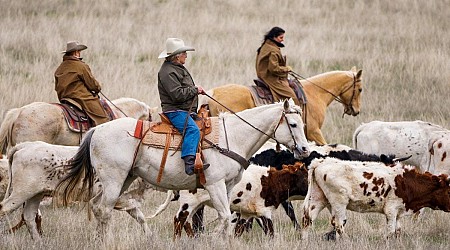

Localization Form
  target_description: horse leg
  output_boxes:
[205,181,232,237]
[281,200,300,230]
[307,127,327,145]
[192,205,205,236]
[23,194,44,240]
[90,183,123,239]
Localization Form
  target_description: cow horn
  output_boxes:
[393,155,412,162]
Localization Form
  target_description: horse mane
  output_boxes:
[217,100,301,118]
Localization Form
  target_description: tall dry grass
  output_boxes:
[0,0,449,249]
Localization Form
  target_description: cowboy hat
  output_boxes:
[62,41,87,54]
[158,38,195,59]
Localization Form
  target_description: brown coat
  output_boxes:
[255,40,299,105]
[54,56,109,126]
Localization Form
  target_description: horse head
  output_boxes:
[275,99,310,159]
[340,67,363,116]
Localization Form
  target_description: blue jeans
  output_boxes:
[164,111,200,158]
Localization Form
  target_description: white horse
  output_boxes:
[54,100,310,238]
[0,98,157,154]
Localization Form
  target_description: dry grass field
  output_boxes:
[1,0,449,249]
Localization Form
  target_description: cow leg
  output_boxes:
[205,181,232,237]
[384,210,399,238]
[234,217,247,237]
[261,216,274,237]
[330,205,348,240]
[245,217,254,232]
[301,189,327,240]
[125,207,149,233]
[173,204,194,239]
[23,194,44,240]
[259,216,269,235]
[281,201,300,230]
[192,205,205,236]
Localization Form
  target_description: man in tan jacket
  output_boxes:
[54,41,109,126]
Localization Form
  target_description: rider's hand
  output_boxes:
[197,86,206,95]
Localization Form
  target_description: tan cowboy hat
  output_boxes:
[62,41,88,54]
[158,38,195,59]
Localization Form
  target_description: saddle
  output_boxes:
[55,98,116,133]
[133,104,214,185]
[249,78,307,106]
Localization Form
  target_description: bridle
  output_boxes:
[289,71,360,117]
[204,92,301,151]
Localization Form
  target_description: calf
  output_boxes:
[301,157,450,240]
[353,120,449,173]
[0,141,150,240]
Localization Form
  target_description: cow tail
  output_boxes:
[53,128,96,207]
[146,190,174,219]
[352,123,366,149]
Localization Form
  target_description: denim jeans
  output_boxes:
[164,111,200,158]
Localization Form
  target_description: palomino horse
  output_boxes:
[0,97,157,154]
[201,67,363,145]
[54,100,310,238]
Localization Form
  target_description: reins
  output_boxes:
[203,92,282,143]
[99,91,129,117]
[289,71,360,117]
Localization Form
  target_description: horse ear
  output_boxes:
[283,99,290,111]
[356,69,363,79]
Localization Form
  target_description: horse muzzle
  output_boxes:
[344,106,359,116]
[292,145,310,159]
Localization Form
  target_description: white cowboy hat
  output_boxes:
[62,41,87,54]
[158,38,195,59]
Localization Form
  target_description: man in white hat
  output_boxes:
[157,38,209,175]
[54,41,109,126]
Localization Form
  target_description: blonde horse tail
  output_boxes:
[0,107,21,155]
[53,128,96,207]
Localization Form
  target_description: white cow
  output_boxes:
[301,157,450,240]
[0,141,150,240]
[353,120,449,173]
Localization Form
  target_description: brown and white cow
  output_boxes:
[0,141,151,240]
[301,157,450,240]
[149,144,405,238]
[353,120,449,173]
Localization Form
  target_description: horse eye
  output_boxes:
[290,123,297,128]
[359,88,362,93]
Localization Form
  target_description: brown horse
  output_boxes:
[201,67,363,145]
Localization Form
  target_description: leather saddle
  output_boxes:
[54,101,92,133]
[55,98,116,133]
[251,78,307,105]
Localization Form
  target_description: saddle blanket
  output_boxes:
[139,117,220,150]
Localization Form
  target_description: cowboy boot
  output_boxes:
[183,155,209,176]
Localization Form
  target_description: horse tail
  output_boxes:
[53,128,96,207]
[146,190,174,219]
[0,107,21,155]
